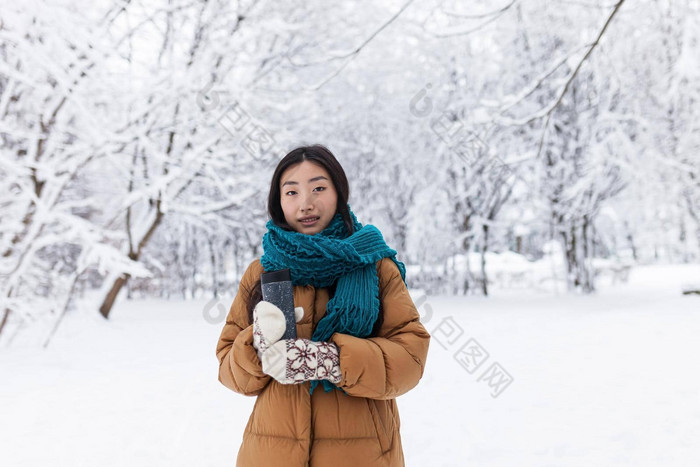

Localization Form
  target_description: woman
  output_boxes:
[215,144,431,466]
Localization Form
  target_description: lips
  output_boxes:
[299,216,319,226]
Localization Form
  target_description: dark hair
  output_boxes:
[244,144,383,335]
[267,144,354,234]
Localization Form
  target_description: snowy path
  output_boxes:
[1,264,699,466]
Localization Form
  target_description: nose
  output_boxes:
[301,194,314,212]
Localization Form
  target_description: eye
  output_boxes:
[284,187,325,196]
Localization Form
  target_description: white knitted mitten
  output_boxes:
[261,338,342,385]
[252,301,304,361]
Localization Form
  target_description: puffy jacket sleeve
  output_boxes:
[215,259,271,396]
[329,258,431,400]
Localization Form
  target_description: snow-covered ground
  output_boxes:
[1,263,699,466]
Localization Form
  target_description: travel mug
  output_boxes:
[260,268,297,340]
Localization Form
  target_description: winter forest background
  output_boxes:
[2,0,699,347]
[1,0,700,465]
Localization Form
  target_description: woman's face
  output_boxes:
[280,160,338,235]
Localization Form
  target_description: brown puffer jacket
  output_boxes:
[216,256,431,467]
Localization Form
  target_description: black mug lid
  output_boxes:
[261,268,291,284]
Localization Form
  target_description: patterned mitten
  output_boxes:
[252,301,304,361]
[261,338,342,385]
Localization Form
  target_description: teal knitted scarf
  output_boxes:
[260,204,406,395]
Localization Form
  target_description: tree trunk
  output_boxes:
[481,222,489,296]
[581,214,595,292]
[99,274,131,319]
[208,235,218,298]
[98,200,163,319]
[0,308,11,338]
[561,228,576,291]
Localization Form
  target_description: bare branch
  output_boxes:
[294,0,416,91]
[536,0,627,158]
